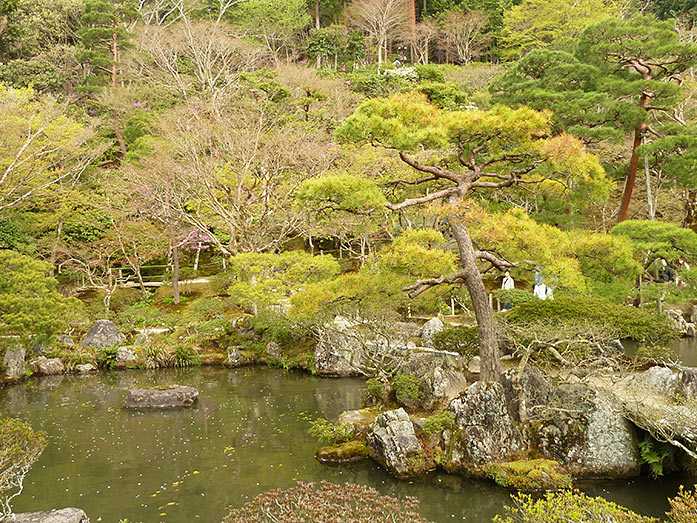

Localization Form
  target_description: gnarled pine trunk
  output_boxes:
[449,216,501,383]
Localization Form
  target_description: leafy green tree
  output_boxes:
[0,85,100,213]
[78,0,137,157]
[0,250,84,347]
[0,417,47,517]
[226,251,340,313]
[327,93,605,382]
[500,0,618,57]
[491,16,697,222]
[233,0,310,59]
[611,219,697,270]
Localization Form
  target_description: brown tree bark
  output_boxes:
[683,189,697,232]
[111,22,128,158]
[449,210,501,383]
[618,88,651,222]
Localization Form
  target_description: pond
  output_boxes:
[0,367,693,522]
[624,336,697,366]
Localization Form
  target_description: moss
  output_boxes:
[483,459,572,491]
[315,440,370,465]
[200,353,226,366]
[392,373,424,407]
[421,411,456,436]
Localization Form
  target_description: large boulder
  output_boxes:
[666,309,691,335]
[532,383,640,478]
[613,367,697,457]
[337,408,378,438]
[443,381,523,471]
[366,408,431,477]
[314,326,365,377]
[81,320,125,349]
[29,356,64,376]
[54,335,74,347]
[264,341,283,361]
[421,317,444,347]
[9,508,89,523]
[76,363,96,373]
[399,349,467,410]
[226,347,248,367]
[123,385,198,408]
[114,347,137,369]
[2,347,26,381]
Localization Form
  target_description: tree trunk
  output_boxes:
[169,226,180,305]
[618,88,651,223]
[683,189,697,232]
[111,25,127,158]
[409,0,416,63]
[315,0,321,69]
[449,215,501,383]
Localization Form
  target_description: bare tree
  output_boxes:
[439,9,489,65]
[348,0,410,73]
[409,20,438,64]
[134,19,268,104]
[0,92,103,212]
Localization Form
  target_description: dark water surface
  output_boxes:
[0,367,692,522]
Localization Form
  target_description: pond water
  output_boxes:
[624,336,697,366]
[0,367,693,522]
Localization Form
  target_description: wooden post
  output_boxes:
[488,293,493,309]
[450,296,455,316]
[496,297,501,312]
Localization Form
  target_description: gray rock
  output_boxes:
[2,348,26,381]
[366,408,428,477]
[114,347,137,369]
[667,309,690,335]
[81,320,125,349]
[9,508,89,523]
[314,327,365,377]
[467,355,481,375]
[55,335,75,347]
[629,366,680,397]
[445,381,523,468]
[400,349,467,410]
[124,385,198,409]
[680,367,697,400]
[421,317,444,347]
[534,383,640,478]
[337,408,377,437]
[29,356,64,376]
[226,347,246,367]
[76,363,96,373]
[688,324,696,338]
[391,322,422,340]
[133,332,151,346]
[265,341,283,361]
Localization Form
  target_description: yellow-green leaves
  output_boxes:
[296,173,387,213]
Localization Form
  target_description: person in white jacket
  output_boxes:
[501,271,514,311]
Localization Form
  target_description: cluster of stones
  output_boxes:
[313,316,697,488]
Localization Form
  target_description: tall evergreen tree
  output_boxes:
[78,0,137,158]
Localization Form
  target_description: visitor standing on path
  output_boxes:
[501,271,514,311]
[533,268,547,300]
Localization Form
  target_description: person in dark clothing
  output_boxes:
[658,258,675,283]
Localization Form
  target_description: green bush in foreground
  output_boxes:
[494,490,658,522]
[223,481,428,522]
[0,418,47,516]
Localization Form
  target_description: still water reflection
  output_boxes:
[0,367,692,522]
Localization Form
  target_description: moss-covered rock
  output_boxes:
[315,440,371,465]
[483,458,572,491]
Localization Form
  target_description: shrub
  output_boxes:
[223,481,429,522]
[492,288,536,308]
[417,81,468,109]
[494,490,658,522]
[415,64,445,83]
[96,346,119,370]
[0,418,48,516]
[506,296,676,344]
[392,374,424,407]
[307,417,354,445]
[635,345,679,364]
[421,411,455,436]
[666,485,697,523]
[173,344,201,368]
[432,326,479,357]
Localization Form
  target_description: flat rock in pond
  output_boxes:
[9,508,90,523]
[124,385,198,409]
